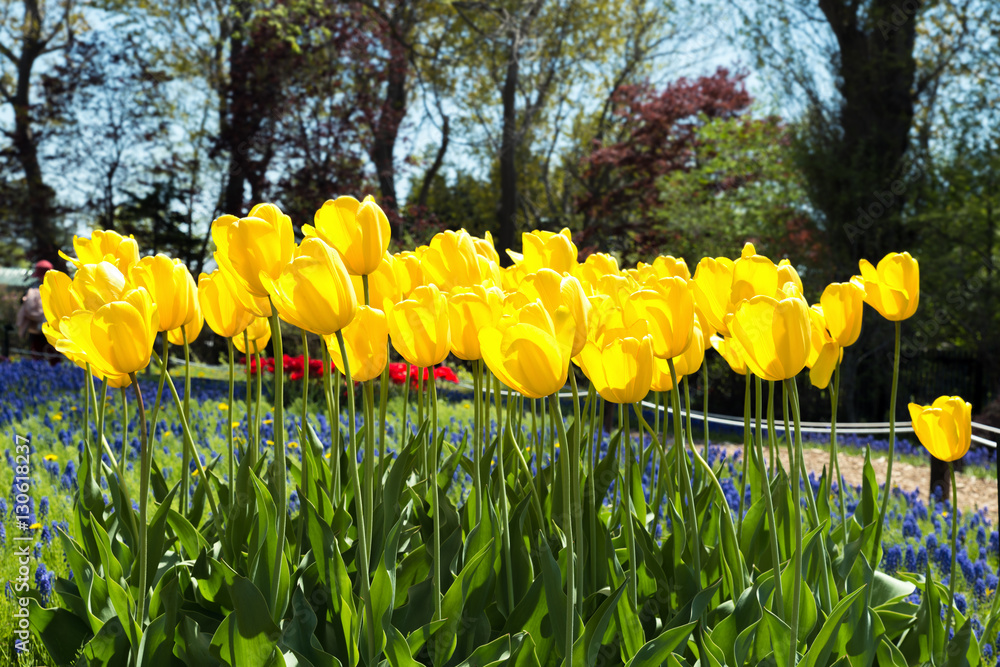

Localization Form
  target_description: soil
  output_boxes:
[718,444,999,523]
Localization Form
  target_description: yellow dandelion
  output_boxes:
[264,419,273,425]
[231,422,241,428]
[70,406,77,411]
[29,522,41,530]
[52,413,63,421]
[324,452,331,459]
[218,403,229,410]
[287,441,299,449]
[192,469,199,477]
[43,454,58,462]
[267,440,274,446]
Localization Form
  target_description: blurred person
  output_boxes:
[16,260,57,364]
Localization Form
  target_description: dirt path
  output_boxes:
[718,444,999,523]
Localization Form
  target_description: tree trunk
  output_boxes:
[370,38,408,238]
[497,41,519,266]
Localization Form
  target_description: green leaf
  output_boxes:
[802,586,866,667]
[454,634,512,667]
[572,582,625,666]
[624,621,697,667]
[27,600,92,665]
[209,576,285,666]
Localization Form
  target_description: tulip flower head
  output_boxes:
[710,334,748,375]
[650,317,705,391]
[351,252,403,311]
[328,306,388,382]
[730,243,778,306]
[305,195,391,276]
[859,251,919,321]
[730,294,811,382]
[692,256,735,335]
[908,396,972,462]
[805,306,842,389]
[59,230,140,275]
[72,261,127,312]
[479,300,575,399]
[579,319,653,403]
[58,287,159,378]
[261,237,358,336]
[131,254,198,332]
[212,203,295,306]
[820,281,865,348]
[386,283,450,368]
[508,228,578,274]
[199,269,255,339]
[421,229,500,292]
[447,285,503,361]
[625,277,694,360]
[234,317,271,355]
[168,298,204,346]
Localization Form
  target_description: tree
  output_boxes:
[576,68,769,262]
[0,0,85,264]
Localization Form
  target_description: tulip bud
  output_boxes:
[386,283,450,368]
[59,230,140,276]
[234,317,271,355]
[858,252,919,321]
[327,306,388,382]
[820,281,865,348]
[730,294,810,381]
[305,195,391,276]
[261,238,358,336]
[213,203,295,305]
[908,396,972,462]
[131,254,198,332]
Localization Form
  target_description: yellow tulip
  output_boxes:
[805,306,841,389]
[168,298,204,346]
[858,251,919,321]
[59,230,140,275]
[908,396,972,462]
[730,295,810,382]
[776,259,803,294]
[579,324,653,404]
[513,269,591,356]
[710,334,748,375]
[692,256,735,335]
[351,252,402,311]
[392,250,425,297]
[327,306,388,382]
[40,271,82,332]
[131,254,198,332]
[575,252,621,292]
[625,277,694,360]
[58,288,159,377]
[632,255,691,284]
[820,281,865,348]
[386,283,450,368]
[198,270,255,339]
[479,300,575,399]
[447,285,503,361]
[212,203,295,302]
[305,195,392,276]
[508,228,578,274]
[421,229,499,291]
[473,231,501,266]
[234,317,271,354]
[730,243,778,306]
[71,261,127,312]
[649,317,705,391]
[261,238,358,336]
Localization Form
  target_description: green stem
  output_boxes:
[401,363,410,444]
[473,360,484,524]
[335,330,375,657]
[669,360,701,595]
[429,369,442,622]
[181,329,191,517]
[684,377,697,489]
[267,304,288,623]
[702,362,710,451]
[550,395,576,667]
[767,381,776,477]
[785,379,804,666]
[569,372,584,615]
[944,462,959,665]
[322,347,338,495]
[129,372,150,632]
[737,373,751,535]
[364,379,376,588]
[97,378,109,480]
[378,342,390,483]
[587,384,598,597]
[297,332,310,563]
[831,362,848,550]
[622,403,637,611]
[148,338,168,439]
[253,350,262,467]
[331,363,343,498]
[752,374,784,619]
[493,373,516,612]
[228,339,236,486]
[872,321,901,567]
[244,330,252,458]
